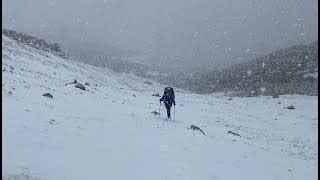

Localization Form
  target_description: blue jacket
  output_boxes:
[160,93,175,108]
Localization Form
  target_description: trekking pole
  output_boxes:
[159,102,161,118]
[174,105,175,121]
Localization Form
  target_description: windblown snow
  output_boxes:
[2,34,318,180]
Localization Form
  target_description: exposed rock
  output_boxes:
[85,82,90,86]
[49,119,57,125]
[189,125,206,135]
[65,79,86,91]
[151,111,160,116]
[42,93,53,98]
[132,94,136,97]
[75,84,86,91]
[152,93,161,97]
[285,105,295,110]
[227,130,241,137]
[65,79,78,86]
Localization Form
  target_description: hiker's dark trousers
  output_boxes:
[165,106,171,119]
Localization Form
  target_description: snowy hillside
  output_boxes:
[188,41,318,96]
[2,34,318,180]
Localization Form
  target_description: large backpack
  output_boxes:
[164,87,174,96]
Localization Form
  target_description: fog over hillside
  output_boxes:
[3,0,318,70]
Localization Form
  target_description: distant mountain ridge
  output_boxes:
[191,41,318,96]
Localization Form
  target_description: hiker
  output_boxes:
[160,87,176,119]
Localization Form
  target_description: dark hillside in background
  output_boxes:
[190,41,318,96]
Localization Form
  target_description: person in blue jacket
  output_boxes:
[160,87,176,119]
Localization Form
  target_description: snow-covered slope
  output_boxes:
[2,34,318,180]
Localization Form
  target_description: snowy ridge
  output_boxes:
[2,34,318,180]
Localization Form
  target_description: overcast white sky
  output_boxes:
[2,0,318,66]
